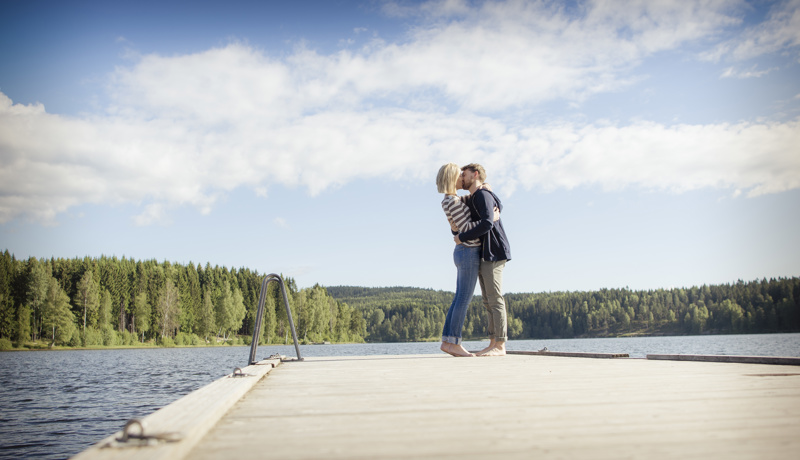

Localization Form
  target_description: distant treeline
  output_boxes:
[0,251,365,348]
[326,277,800,342]
[1,250,797,349]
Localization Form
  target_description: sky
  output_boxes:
[1,0,799,294]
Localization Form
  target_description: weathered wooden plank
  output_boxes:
[71,353,800,459]
[187,354,800,460]
[70,358,282,460]
[647,354,800,366]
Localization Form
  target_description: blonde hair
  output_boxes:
[461,163,487,182]
[436,163,460,195]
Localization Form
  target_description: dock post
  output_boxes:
[248,273,303,364]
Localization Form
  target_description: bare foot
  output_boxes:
[477,344,506,357]
[451,343,474,357]
[477,339,497,355]
[441,342,474,357]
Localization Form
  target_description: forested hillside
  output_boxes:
[1,249,797,349]
[0,251,365,348]
[327,278,800,342]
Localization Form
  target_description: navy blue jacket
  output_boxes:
[457,189,511,262]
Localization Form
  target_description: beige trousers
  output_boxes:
[478,259,507,342]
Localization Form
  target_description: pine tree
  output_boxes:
[134,292,150,342]
[213,280,246,340]
[0,251,16,339]
[98,289,112,328]
[198,287,216,343]
[231,285,246,337]
[76,270,100,337]
[15,304,31,343]
[41,276,75,346]
[179,263,201,334]
[156,278,180,338]
[26,259,50,341]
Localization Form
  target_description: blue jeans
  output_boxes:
[442,245,481,344]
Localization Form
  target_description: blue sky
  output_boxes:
[1,0,798,294]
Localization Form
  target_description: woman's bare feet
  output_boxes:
[477,342,506,356]
[440,342,474,357]
[440,342,457,356]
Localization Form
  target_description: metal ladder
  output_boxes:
[248,273,303,364]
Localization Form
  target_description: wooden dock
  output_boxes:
[74,353,800,459]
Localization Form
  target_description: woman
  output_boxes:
[436,163,483,357]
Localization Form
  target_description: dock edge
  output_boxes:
[71,357,283,460]
[646,354,800,366]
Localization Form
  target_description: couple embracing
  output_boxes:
[436,163,511,357]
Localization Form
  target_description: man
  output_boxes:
[455,163,511,356]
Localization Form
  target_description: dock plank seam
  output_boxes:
[507,350,630,359]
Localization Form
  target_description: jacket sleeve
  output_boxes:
[458,190,494,242]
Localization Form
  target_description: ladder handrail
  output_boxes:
[248,273,303,364]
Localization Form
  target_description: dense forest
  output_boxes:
[1,250,798,350]
[0,251,366,349]
[326,277,800,342]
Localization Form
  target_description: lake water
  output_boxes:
[1,333,799,460]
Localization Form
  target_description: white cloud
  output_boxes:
[134,203,168,226]
[372,0,745,109]
[502,120,800,197]
[3,88,797,224]
[701,0,800,62]
[1,0,798,225]
[720,65,777,78]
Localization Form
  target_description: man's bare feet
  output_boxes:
[477,339,497,355]
[441,342,474,357]
[477,343,506,356]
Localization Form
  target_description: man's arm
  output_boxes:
[457,190,495,242]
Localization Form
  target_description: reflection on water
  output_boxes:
[0,333,798,460]
[0,347,247,460]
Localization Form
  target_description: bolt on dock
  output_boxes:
[73,352,800,459]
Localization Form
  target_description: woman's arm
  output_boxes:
[442,196,479,233]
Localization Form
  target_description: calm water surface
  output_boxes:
[1,333,799,460]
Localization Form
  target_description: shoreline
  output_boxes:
[2,330,797,353]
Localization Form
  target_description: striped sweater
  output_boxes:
[441,195,481,247]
